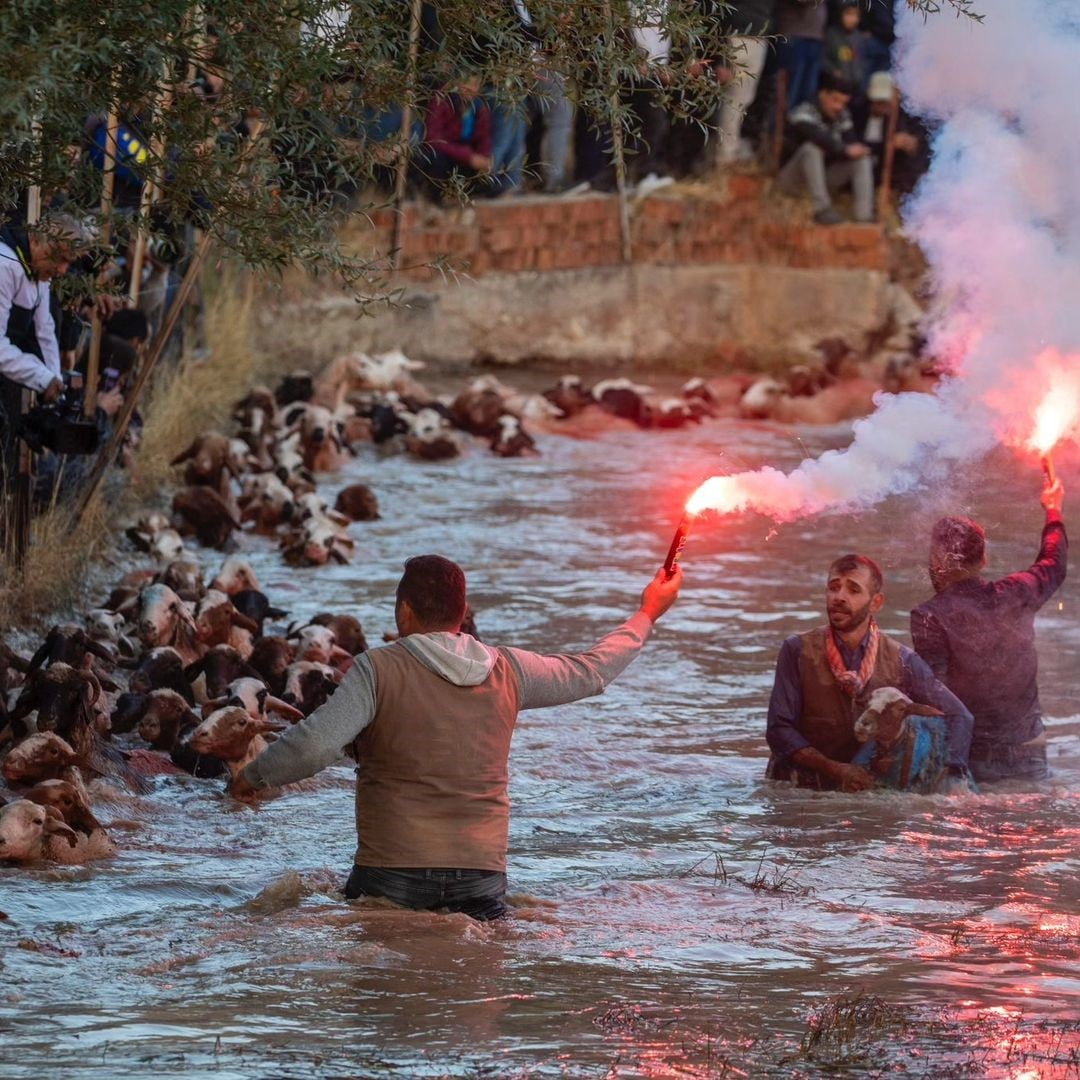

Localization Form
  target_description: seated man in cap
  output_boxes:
[911,474,1067,784]
[233,555,682,919]
[852,71,929,193]
[766,553,973,791]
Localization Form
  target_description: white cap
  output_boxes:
[867,71,895,103]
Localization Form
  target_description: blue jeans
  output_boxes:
[345,865,508,921]
[860,35,893,92]
[779,38,823,108]
[486,97,527,195]
[968,742,1049,785]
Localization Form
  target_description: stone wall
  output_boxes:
[276,177,895,370]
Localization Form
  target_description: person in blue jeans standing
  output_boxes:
[777,0,828,107]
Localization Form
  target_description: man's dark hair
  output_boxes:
[396,554,467,629]
[828,553,884,594]
[106,308,150,343]
[930,516,986,573]
[100,336,138,377]
[819,71,856,97]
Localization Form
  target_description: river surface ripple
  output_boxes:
[2,418,1078,1078]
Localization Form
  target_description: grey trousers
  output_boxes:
[777,142,875,221]
[534,67,573,191]
[716,36,769,165]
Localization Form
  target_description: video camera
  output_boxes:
[19,371,101,456]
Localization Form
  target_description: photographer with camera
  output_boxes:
[1,213,94,483]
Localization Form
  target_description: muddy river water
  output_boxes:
[2,414,1078,1078]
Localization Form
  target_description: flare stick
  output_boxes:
[663,513,694,579]
[1042,453,1057,486]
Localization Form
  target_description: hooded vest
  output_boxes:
[354,641,521,871]
[772,627,904,789]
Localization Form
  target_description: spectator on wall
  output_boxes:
[776,0,828,108]
[418,76,493,200]
[714,0,776,167]
[777,71,873,225]
[858,0,895,89]
[852,71,930,194]
[824,2,866,88]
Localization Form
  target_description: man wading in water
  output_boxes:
[232,555,682,920]
[911,474,1068,784]
[765,553,973,792]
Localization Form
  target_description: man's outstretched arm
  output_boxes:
[1003,477,1067,608]
[233,655,378,795]
[504,567,681,710]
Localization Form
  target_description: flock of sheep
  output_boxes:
[0,342,938,864]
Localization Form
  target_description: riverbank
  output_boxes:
[260,178,913,373]
[0,276,263,629]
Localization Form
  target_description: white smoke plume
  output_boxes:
[689,0,1080,522]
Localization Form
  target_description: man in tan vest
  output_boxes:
[765,553,972,792]
[234,554,682,919]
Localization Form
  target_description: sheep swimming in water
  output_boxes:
[852,687,951,794]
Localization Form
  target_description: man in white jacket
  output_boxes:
[235,554,682,919]
[0,214,90,401]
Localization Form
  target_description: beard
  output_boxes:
[827,598,872,634]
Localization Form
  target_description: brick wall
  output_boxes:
[363,174,889,281]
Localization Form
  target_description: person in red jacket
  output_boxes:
[420,76,493,199]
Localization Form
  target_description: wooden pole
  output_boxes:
[9,168,43,565]
[72,118,266,523]
[771,68,788,175]
[128,179,155,305]
[130,56,175,306]
[74,229,214,523]
[611,90,632,264]
[602,0,632,264]
[85,103,120,417]
[877,87,901,221]
[390,0,423,269]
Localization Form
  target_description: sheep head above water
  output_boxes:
[25,779,103,835]
[2,733,82,784]
[0,799,78,861]
[138,689,201,750]
[202,677,304,724]
[188,706,286,773]
[853,687,944,749]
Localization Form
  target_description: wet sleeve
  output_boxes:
[502,611,654,710]
[765,636,809,762]
[910,605,949,679]
[1001,514,1068,610]
[242,653,377,789]
[901,648,973,769]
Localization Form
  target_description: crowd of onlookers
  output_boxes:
[370,0,927,219]
[2,0,929,534]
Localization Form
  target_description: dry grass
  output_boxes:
[799,992,908,1065]
[130,270,260,502]
[0,268,262,631]
[0,488,112,630]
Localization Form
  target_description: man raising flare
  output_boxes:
[233,555,682,920]
[911,475,1067,783]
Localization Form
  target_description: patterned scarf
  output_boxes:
[824,619,879,696]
